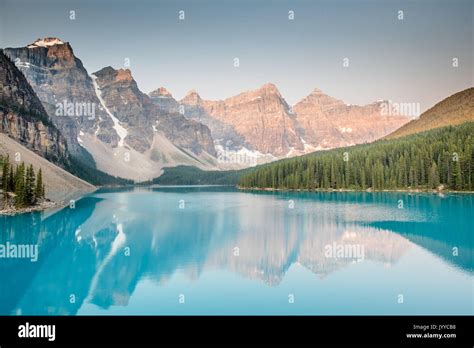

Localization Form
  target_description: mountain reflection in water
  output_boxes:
[0,187,472,315]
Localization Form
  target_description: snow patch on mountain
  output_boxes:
[27,38,65,48]
[78,131,219,181]
[77,130,85,145]
[91,75,128,147]
[215,144,276,167]
[301,138,319,152]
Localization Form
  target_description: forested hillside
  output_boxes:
[239,123,474,191]
[145,165,250,186]
[385,88,474,140]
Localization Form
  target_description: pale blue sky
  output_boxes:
[1,0,472,110]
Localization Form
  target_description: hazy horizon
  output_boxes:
[1,0,472,110]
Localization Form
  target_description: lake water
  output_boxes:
[0,186,472,315]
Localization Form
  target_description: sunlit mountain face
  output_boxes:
[0,187,471,315]
[0,0,472,321]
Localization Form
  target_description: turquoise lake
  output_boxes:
[0,186,472,315]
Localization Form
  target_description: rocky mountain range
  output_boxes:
[3,37,412,181]
[159,83,410,163]
[92,67,217,157]
[179,84,304,159]
[0,49,68,165]
[3,38,117,164]
[4,38,219,181]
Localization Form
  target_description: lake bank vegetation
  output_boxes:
[0,154,50,214]
[238,123,474,192]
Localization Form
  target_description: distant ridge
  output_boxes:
[385,88,474,139]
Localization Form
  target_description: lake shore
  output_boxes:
[237,186,474,194]
[0,200,57,216]
[0,188,97,216]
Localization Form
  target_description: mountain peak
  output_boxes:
[296,87,344,107]
[259,83,280,94]
[93,66,133,83]
[310,88,324,95]
[186,89,200,97]
[27,37,66,48]
[116,68,133,82]
[149,87,173,98]
[181,90,203,105]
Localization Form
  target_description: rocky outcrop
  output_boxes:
[93,66,216,156]
[3,37,411,174]
[191,84,304,157]
[154,89,247,157]
[178,84,410,159]
[92,67,153,152]
[3,38,118,158]
[0,50,69,165]
[148,87,179,113]
[4,38,218,180]
[293,88,410,148]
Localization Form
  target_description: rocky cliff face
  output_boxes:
[3,38,118,158]
[293,89,410,148]
[93,67,216,156]
[0,49,69,165]
[197,83,304,157]
[3,38,218,180]
[148,87,179,113]
[92,67,153,153]
[152,90,248,153]
[178,84,410,159]
[3,37,411,176]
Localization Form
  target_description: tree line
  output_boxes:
[1,155,45,208]
[239,123,474,191]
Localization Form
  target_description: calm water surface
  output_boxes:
[0,186,472,315]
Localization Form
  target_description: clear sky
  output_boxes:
[1,0,472,110]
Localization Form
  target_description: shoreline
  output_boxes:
[0,200,57,216]
[0,188,97,216]
[2,185,472,215]
[237,186,474,194]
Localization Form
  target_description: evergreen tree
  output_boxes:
[24,164,35,205]
[14,162,25,208]
[35,168,44,200]
[471,148,474,190]
[1,155,9,194]
[428,162,440,189]
[238,123,474,192]
[451,160,462,190]
[7,164,15,192]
